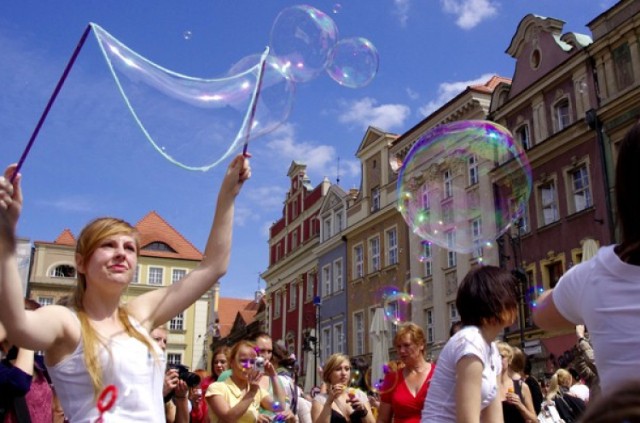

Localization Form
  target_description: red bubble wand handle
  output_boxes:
[95,384,118,423]
[241,46,269,157]
[11,24,93,182]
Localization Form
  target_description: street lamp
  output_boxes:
[313,295,322,387]
[498,218,527,348]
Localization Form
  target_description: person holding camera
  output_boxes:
[206,340,290,422]
[151,325,198,423]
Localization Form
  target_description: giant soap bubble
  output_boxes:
[92,23,288,172]
[269,5,338,83]
[326,37,379,88]
[397,120,531,254]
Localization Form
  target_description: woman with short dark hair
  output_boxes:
[422,266,518,422]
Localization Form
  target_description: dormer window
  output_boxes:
[143,242,176,253]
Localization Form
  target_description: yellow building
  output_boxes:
[27,211,210,370]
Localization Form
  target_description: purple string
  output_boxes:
[11,24,93,182]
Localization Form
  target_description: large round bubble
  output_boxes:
[326,37,379,88]
[269,5,338,83]
[397,120,531,254]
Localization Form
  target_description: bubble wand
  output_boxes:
[241,46,270,157]
[11,24,93,182]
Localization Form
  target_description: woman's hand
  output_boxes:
[328,383,346,402]
[0,164,22,230]
[174,380,189,400]
[506,391,525,408]
[220,154,251,198]
[264,359,278,378]
[163,368,180,397]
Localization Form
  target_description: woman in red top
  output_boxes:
[377,323,434,423]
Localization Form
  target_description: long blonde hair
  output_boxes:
[72,217,157,397]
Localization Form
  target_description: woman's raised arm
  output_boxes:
[128,154,251,330]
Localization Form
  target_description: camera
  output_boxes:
[255,356,266,372]
[168,363,201,387]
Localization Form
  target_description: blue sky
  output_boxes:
[0,0,617,299]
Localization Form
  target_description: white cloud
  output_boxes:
[338,97,411,131]
[406,87,420,100]
[245,186,286,211]
[441,0,499,30]
[393,0,411,27]
[35,197,98,213]
[262,124,361,183]
[234,205,260,227]
[418,73,495,117]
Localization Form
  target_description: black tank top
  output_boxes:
[502,379,526,423]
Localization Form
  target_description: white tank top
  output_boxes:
[47,314,166,423]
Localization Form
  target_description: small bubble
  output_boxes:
[183,30,192,40]
[332,4,342,14]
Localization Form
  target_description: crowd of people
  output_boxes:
[2,120,640,422]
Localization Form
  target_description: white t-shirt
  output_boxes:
[553,245,640,391]
[421,326,501,422]
[569,383,590,403]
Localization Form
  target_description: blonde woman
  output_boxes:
[0,156,250,422]
[311,354,375,423]
[545,369,585,423]
[496,342,537,423]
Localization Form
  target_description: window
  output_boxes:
[143,242,176,253]
[422,242,432,277]
[167,353,182,365]
[289,284,297,310]
[420,185,430,210]
[510,198,530,234]
[613,43,634,90]
[448,302,460,324]
[333,323,345,354]
[387,301,399,340]
[170,312,184,331]
[50,264,76,278]
[468,155,479,186]
[471,218,482,259]
[539,180,559,226]
[554,99,571,132]
[132,265,140,283]
[353,311,365,356]
[516,124,531,150]
[546,261,564,289]
[274,291,281,317]
[38,297,54,306]
[570,165,592,213]
[369,237,380,272]
[322,265,331,298]
[425,308,434,343]
[333,259,343,293]
[323,217,332,241]
[354,245,364,278]
[148,267,164,285]
[386,228,398,266]
[306,273,315,302]
[292,199,298,219]
[322,327,331,362]
[292,230,298,250]
[444,169,453,198]
[172,269,186,284]
[335,211,344,233]
[446,231,457,267]
[275,244,282,262]
[371,187,380,212]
